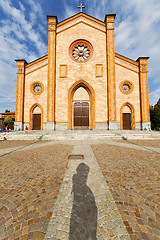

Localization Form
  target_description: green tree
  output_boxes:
[4,116,13,122]
[150,98,160,130]
[5,109,10,113]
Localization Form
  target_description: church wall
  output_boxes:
[73,87,89,101]
[55,22,107,126]
[24,65,48,125]
[14,13,151,131]
[115,64,141,125]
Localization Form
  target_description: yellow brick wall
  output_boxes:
[24,65,48,123]
[115,64,141,123]
[56,22,108,123]
[73,87,89,101]
[22,19,142,128]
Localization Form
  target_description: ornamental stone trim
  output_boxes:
[30,81,44,95]
[25,58,48,75]
[57,15,106,34]
[17,76,22,122]
[115,58,139,73]
[69,39,94,63]
[119,80,134,95]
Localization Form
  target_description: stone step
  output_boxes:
[1,131,160,141]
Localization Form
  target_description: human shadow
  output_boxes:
[69,163,97,240]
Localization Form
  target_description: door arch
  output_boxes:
[68,80,95,129]
[73,87,90,130]
[120,102,135,130]
[29,103,43,130]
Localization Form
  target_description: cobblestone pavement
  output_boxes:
[0,143,73,240]
[45,143,130,240]
[92,142,160,240]
[0,141,40,149]
[115,139,160,149]
[0,139,160,240]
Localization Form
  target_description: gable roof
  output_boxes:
[57,12,106,34]
[58,12,105,25]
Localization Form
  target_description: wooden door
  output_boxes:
[74,102,89,130]
[123,113,131,130]
[33,114,41,130]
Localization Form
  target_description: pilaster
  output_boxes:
[15,59,27,130]
[105,14,117,129]
[137,57,150,130]
[47,16,57,126]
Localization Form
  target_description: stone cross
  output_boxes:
[78,3,85,12]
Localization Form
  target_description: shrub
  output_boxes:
[4,116,13,122]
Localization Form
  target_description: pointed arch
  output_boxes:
[29,103,43,130]
[68,80,95,129]
[120,102,135,129]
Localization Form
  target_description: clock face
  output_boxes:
[69,39,93,63]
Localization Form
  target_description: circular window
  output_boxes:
[30,82,44,95]
[34,85,42,93]
[120,81,134,94]
[69,39,94,63]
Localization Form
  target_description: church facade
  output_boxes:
[14,12,151,131]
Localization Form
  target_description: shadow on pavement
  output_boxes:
[69,163,97,240]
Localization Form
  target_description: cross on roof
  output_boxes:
[78,3,85,12]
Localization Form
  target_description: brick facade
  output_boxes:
[14,12,151,131]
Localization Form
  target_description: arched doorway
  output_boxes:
[120,102,135,130]
[73,87,90,130]
[68,80,95,130]
[29,103,43,130]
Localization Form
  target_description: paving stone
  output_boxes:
[92,142,160,240]
[0,143,73,240]
[45,143,130,239]
[0,137,159,239]
[116,139,160,148]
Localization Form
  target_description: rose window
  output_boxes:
[73,45,90,61]
[33,84,42,93]
[122,84,130,92]
[69,39,93,63]
[30,82,44,95]
[119,81,134,94]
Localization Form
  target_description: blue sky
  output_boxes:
[0,0,160,112]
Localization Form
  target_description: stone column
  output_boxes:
[46,15,57,130]
[137,57,151,130]
[105,14,118,130]
[14,59,27,131]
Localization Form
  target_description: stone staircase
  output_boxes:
[1,130,160,141]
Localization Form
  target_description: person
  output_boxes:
[25,125,28,134]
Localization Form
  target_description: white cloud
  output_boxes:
[0,0,48,112]
[149,88,160,106]
[0,0,160,112]
[0,59,16,112]
[26,0,44,22]
[63,3,77,19]
[85,0,160,104]
[0,0,47,56]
